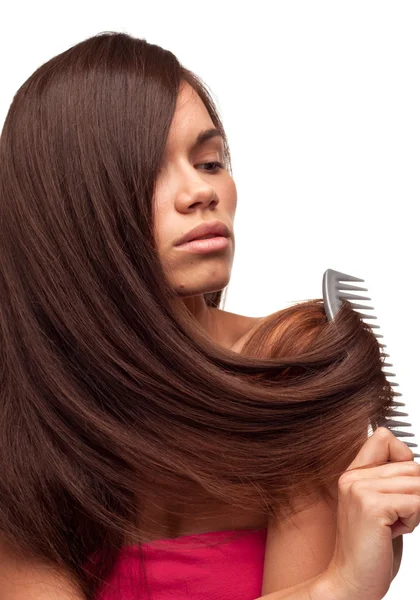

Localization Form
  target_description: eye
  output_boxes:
[199,161,225,173]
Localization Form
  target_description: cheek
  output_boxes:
[227,184,238,213]
[152,195,165,233]
[150,208,162,250]
[226,179,237,203]
[152,210,171,254]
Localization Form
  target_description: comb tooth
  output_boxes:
[336,284,369,292]
[356,314,378,323]
[382,419,413,428]
[386,403,418,448]
[347,303,374,310]
[387,410,409,418]
[322,269,420,459]
[339,292,371,301]
[388,430,416,439]
[380,395,405,404]
[357,313,378,320]
[375,415,413,431]
[403,445,420,460]
[336,273,365,282]
[381,427,415,438]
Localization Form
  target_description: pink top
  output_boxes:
[87,527,268,600]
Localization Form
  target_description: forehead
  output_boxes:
[166,83,216,147]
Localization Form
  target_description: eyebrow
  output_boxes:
[163,127,224,160]
[193,127,223,148]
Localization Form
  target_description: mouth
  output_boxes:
[175,220,230,246]
[191,234,224,241]
[175,235,231,253]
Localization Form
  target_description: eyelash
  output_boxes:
[199,161,225,173]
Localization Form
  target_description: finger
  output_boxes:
[342,461,420,483]
[348,475,420,496]
[376,493,420,534]
[347,427,414,472]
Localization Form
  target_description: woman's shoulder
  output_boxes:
[229,314,266,354]
[0,541,85,599]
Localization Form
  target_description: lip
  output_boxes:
[174,220,230,246]
[175,236,231,254]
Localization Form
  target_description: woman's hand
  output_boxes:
[324,426,420,600]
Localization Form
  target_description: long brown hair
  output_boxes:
[0,31,395,599]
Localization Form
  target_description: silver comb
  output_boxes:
[322,268,419,459]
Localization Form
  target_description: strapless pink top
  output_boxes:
[87,527,268,599]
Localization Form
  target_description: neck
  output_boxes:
[182,295,215,333]
[181,295,238,350]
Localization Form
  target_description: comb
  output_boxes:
[322,268,419,459]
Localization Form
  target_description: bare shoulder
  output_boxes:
[229,314,266,354]
[0,541,85,599]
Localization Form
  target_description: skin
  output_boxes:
[2,83,403,600]
[134,82,267,540]
[132,84,405,586]
[153,81,253,349]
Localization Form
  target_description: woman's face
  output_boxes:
[153,82,237,298]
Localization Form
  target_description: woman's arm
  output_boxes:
[256,569,355,600]
[259,489,403,597]
[260,491,338,594]
[0,541,86,600]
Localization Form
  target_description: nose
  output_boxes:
[175,185,218,213]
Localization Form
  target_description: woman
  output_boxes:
[0,31,407,599]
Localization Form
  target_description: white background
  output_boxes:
[1,1,419,597]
